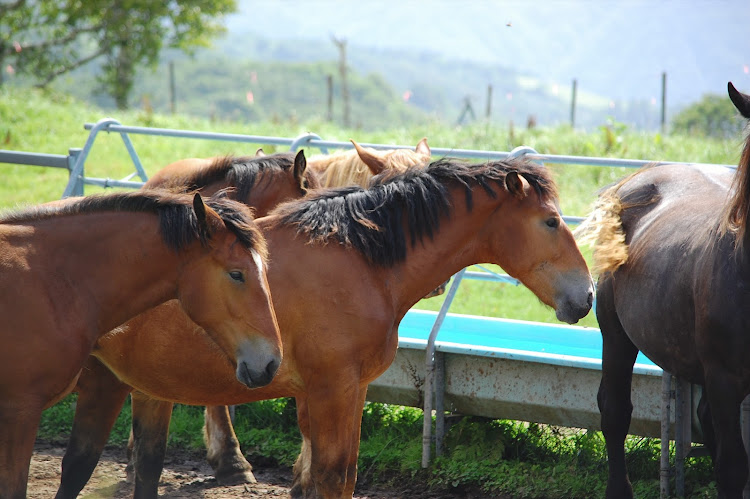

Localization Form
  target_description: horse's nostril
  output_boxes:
[265,358,280,378]
[587,291,594,307]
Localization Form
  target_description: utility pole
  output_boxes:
[570,78,577,128]
[661,72,667,134]
[456,96,476,125]
[326,74,333,122]
[169,61,176,114]
[332,36,350,128]
[485,84,493,120]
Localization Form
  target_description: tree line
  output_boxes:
[0,0,234,109]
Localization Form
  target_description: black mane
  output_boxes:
[272,157,556,266]
[1,190,265,254]
[170,153,303,202]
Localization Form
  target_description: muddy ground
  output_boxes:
[27,441,498,498]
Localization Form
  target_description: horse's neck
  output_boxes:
[388,189,500,315]
[258,185,503,317]
[25,213,185,336]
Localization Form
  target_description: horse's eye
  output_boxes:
[229,271,245,283]
[546,217,560,229]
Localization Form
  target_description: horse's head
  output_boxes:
[309,139,432,188]
[352,138,431,177]
[149,150,321,218]
[729,81,750,119]
[176,193,282,388]
[723,83,750,249]
[237,150,321,215]
[486,168,594,324]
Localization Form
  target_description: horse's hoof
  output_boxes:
[125,463,135,484]
[215,469,257,485]
[289,483,305,499]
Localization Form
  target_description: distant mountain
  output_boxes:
[42,0,750,132]
[48,48,441,131]
[222,0,750,129]
[216,31,661,130]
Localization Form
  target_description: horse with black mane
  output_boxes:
[0,189,281,499]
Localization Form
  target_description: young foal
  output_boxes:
[59,157,593,499]
[0,190,281,499]
[581,82,750,498]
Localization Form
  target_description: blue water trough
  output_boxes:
[368,308,683,438]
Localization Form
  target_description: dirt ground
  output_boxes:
[27,441,496,498]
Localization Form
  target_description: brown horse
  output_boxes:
[308,138,431,187]
[579,82,750,498]
[0,189,282,499]
[50,150,318,498]
[152,141,442,486]
[198,139,442,485]
[57,157,593,499]
[143,150,318,209]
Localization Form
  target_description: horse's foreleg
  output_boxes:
[305,384,368,498]
[697,391,717,462]
[596,280,639,499]
[343,389,369,497]
[291,396,314,499]
[0,405,41,499]
[204,405,256,484]
[56,357,133,499]
[703,371,747,498]
[130,391,174,499]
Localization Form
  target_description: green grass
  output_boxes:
[3,85,742,327]
[15,85,732,497]
[40,395,718,498]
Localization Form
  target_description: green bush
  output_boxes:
[671,93,745,138]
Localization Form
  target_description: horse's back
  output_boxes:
[599,163,734,379]
[145,158,212,188]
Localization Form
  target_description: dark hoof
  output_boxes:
[125,462,135,484]
[215,469,257,486]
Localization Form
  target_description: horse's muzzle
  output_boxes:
[234,337,282,388]
[555,280,594,324]
[236,356,280,388]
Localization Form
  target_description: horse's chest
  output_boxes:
[360,324,400,384]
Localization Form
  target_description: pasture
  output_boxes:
[3,86,742,497]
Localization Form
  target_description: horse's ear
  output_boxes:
[728,82,750,119]
[255,148,266,157]
[193,193,221,240]
[293,149,307,184]
[505,172,528,200]
[351,139,386,175]
[416,137,430,156]
[193,193,210,238]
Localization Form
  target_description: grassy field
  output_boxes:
[2,85,743,328]
[6,85,737,497]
